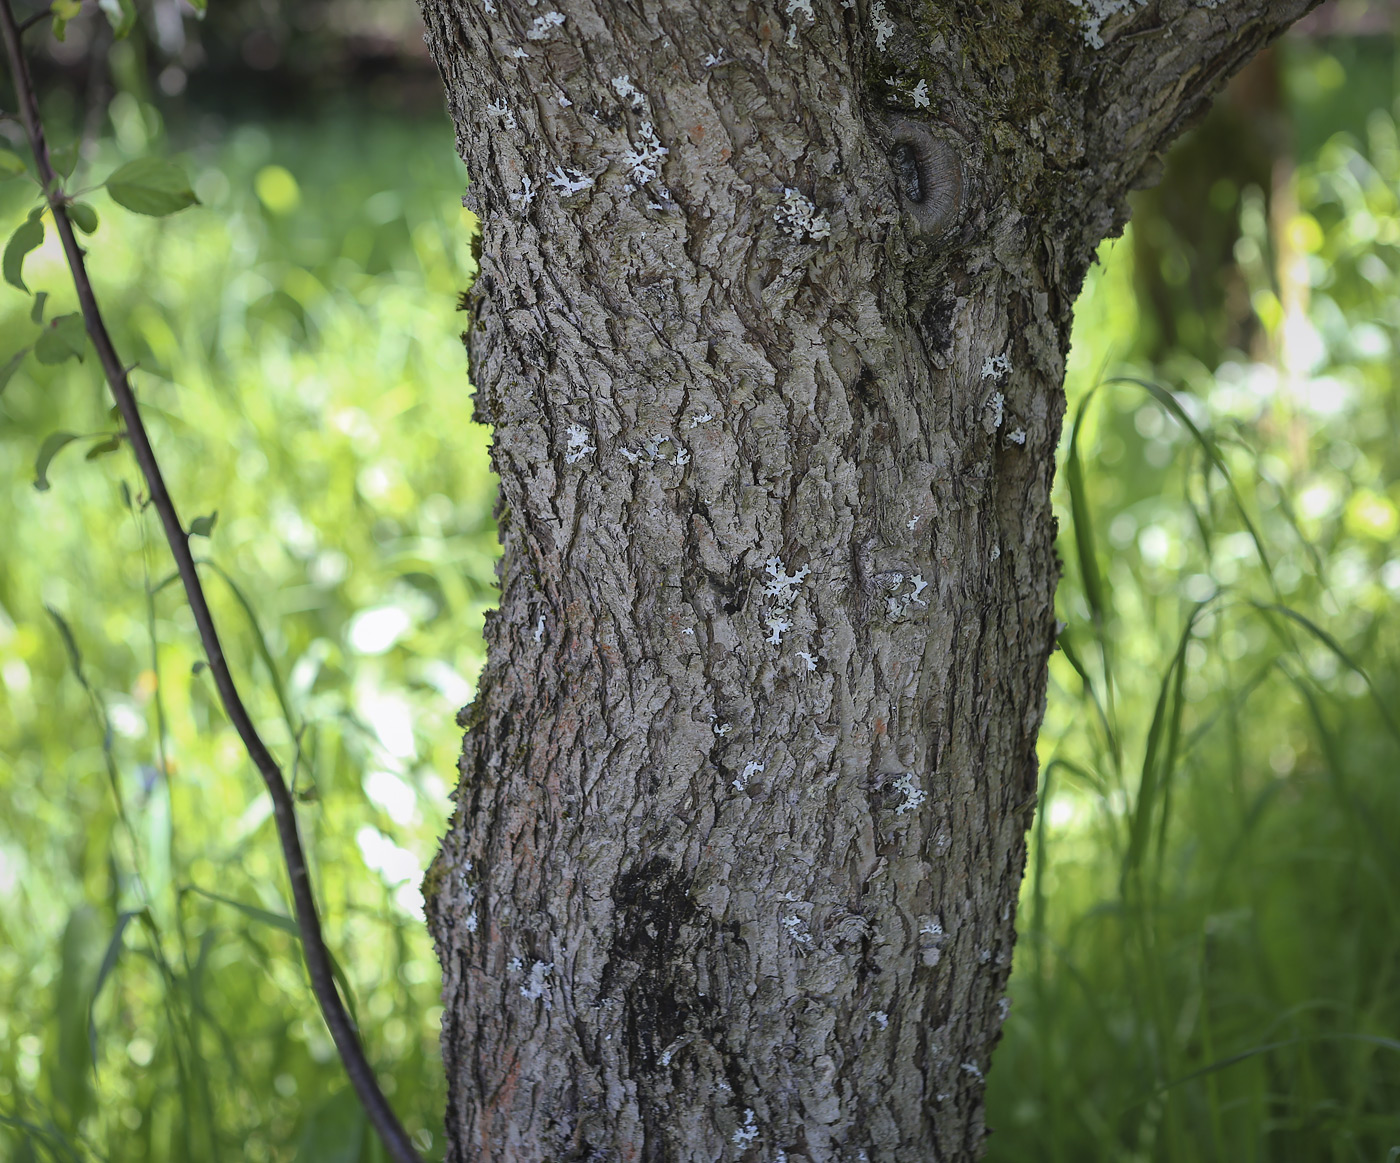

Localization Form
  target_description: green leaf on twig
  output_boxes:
[30,291,47,323]
[35,313,87,364]
[4,216,44,292]
[85,434,123,460]
[0,149,27,179]
[50,0,82,41]
[34,432,80,491]
[188,511,219,538]
[67,201,98,233]
[105,158,199,217]
[97,0,137,38]
[0,348,28,397]
[49,142,79,180]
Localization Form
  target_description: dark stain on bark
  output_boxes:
[920,293,958,363]
[607,857,702,1061]
[601,856,718,1157]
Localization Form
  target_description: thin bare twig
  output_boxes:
[0,8,422,1162]
[17,6,49,34]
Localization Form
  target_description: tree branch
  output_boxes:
[0,8,422,1162]
[16,7,49,35]
[1081,0,1322,196]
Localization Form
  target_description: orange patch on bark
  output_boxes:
[480,1051,522,1155]
[875,718,887,735]
[688,124,705,144]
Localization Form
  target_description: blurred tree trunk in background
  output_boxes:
[416,1,1315,1158]
[1131,47,1289,366]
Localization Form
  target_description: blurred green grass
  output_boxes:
[985,64,1400,1160]
[0,39,1397,1163]
[1,108,489,1160]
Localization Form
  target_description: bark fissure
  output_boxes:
[418,0,1317,1158]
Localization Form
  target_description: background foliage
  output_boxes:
[1,9,1397,1162]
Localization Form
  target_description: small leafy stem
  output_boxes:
[15,5,47,33]
[0,5,422,1162]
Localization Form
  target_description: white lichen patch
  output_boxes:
[622,121,669,186]
[564,423,595,463]
[459,867,481,933]
[618,431,688,469]
[998,996,1012,1021]
[547,166,593,197]
[870,1010,889,1029]
[509,173,537,211]
[886,573,929,620]
[759,556,808,648]
[870,0,896,48]
[486,99,517,130]
[886,76,930,109]
[785,0,815,44]
[765,615,793,645]
[657,1034,693,1067]
[533,613,545,643]
[1067,0,1148,48]
[520,960,554,1008]
[525,10,565,38]
[796,651,817,672]
[688,411,714,428]
[918,917,944,964]
[986,391,1005,430]
[732,1108,759,1148]
[733,760,764,791]
[893,772,927,815]
[611,74,645,109]
[774,187,832,241]
[1006,427,1027,446]
[961,1061,985,1081]
[556,90,572,107]
[762,557,810,605]
[781,913,814,947]
[702,51,727,67]
[981,352,1012,379]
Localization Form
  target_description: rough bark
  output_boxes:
[416,1,1315,1159]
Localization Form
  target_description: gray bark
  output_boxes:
[416,1,1314,1159]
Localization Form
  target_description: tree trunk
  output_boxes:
[416,1,1314,1158]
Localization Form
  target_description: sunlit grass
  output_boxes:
[1,110,488,1160]
[985,109,1400,1161]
